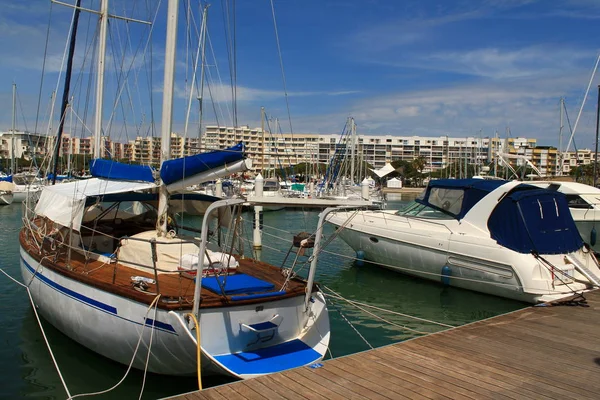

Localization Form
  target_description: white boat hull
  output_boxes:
[13,186,42,203]
[0,192,13,205]
[20,247,329,377]
[329,210,597,303]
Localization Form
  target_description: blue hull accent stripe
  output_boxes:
[23,258,117,314]
[213,339,321,375]
[145,318,177,333]
[21,256,177,335]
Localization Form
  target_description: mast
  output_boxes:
[594,85,600,188]
[157,0,179,236]
[52,0,81,184]
[93,0,108,159]
[350,117,356,185]
[11,83,16,175]
[198,5,208,151]
[557,98,564,176]
[261,106,265,173]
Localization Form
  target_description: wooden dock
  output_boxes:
[172,290,600,399]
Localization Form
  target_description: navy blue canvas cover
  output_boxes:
[160,142,245,185]
[416,178,507,219]
[90,159,155,182]
[488,188,583,254]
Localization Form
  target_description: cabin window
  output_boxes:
[565,195,592,209]
[428,188,464,216]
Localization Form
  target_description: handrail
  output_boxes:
[192,198,246,318]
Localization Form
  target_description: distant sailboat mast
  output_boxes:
[11,83,16,175]
[52,0,81,184]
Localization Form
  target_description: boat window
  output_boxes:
[396,201,451,219]
[565,194,592,209]
[428,188,465,216]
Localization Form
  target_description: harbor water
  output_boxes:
[0,196,526,399]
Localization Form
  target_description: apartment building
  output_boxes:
[2,128,592,176]
[0,130,49,160]
[203,125,545,174]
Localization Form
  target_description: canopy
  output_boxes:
[488,187,583,254]
[35,178,156,231]
[416,178,508,220]
[371,163,396,178]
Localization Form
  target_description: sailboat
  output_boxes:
[19,0,329,380]
[5,83,42,204]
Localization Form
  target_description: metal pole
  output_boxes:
[52,0,81,183]
[93,0,108,159]
[594,85,600,187]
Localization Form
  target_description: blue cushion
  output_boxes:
[213,339,321,375]
[201,274,274,295]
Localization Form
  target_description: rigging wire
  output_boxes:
[269,0,294,136]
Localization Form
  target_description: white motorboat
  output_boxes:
[327,178,600,303]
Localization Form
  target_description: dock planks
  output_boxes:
[173,290,600,400]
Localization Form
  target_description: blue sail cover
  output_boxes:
[0,175,12,182]
[416,178,508,220]
[90,159,155,182]
[488,187,583,255]
[160,142,245,185]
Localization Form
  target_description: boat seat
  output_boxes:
[201,274,274,295]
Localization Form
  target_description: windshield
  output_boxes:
[396,201,452,219]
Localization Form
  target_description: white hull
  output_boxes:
[13,186,42,203]
[0,192,13,205]
[329,209,597,303]
[20,248,329,377]
[573,218,600,254]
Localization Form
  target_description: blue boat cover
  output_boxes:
[46,173,69,182]
[201,273,274,295]
[0,175,12,182]
[488,187,584,254]
[160,142,245,185]
[213,339,321,376]
[90,159,154,182]
[416,178,508,219]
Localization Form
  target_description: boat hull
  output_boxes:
[329,211,596,303]
[19,247,328,377]
[0,192,13,205]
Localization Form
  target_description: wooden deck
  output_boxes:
[174,290,600,399]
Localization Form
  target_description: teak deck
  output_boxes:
[175,290,600,400]
[19,226,308,310]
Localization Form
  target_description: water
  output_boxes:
[0,198,526,399]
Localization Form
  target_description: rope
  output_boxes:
[328,297,373,350]
[322,286,455,329]
[0,267,72,397]
[326,291,429,335]
[185,313,203,390]
[67,294,161,399]
[138,294,160,400]
[27,287,72,398]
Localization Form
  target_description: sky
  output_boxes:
[0,0,599,151]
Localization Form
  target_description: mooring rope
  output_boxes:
[323,286,455,329]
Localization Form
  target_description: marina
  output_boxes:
[174,289,600,400]
[0,201,530,399]
[1,1,600,399]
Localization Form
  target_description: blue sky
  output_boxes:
[0,0,599,150]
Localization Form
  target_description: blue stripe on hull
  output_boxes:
[21,255,178,335]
